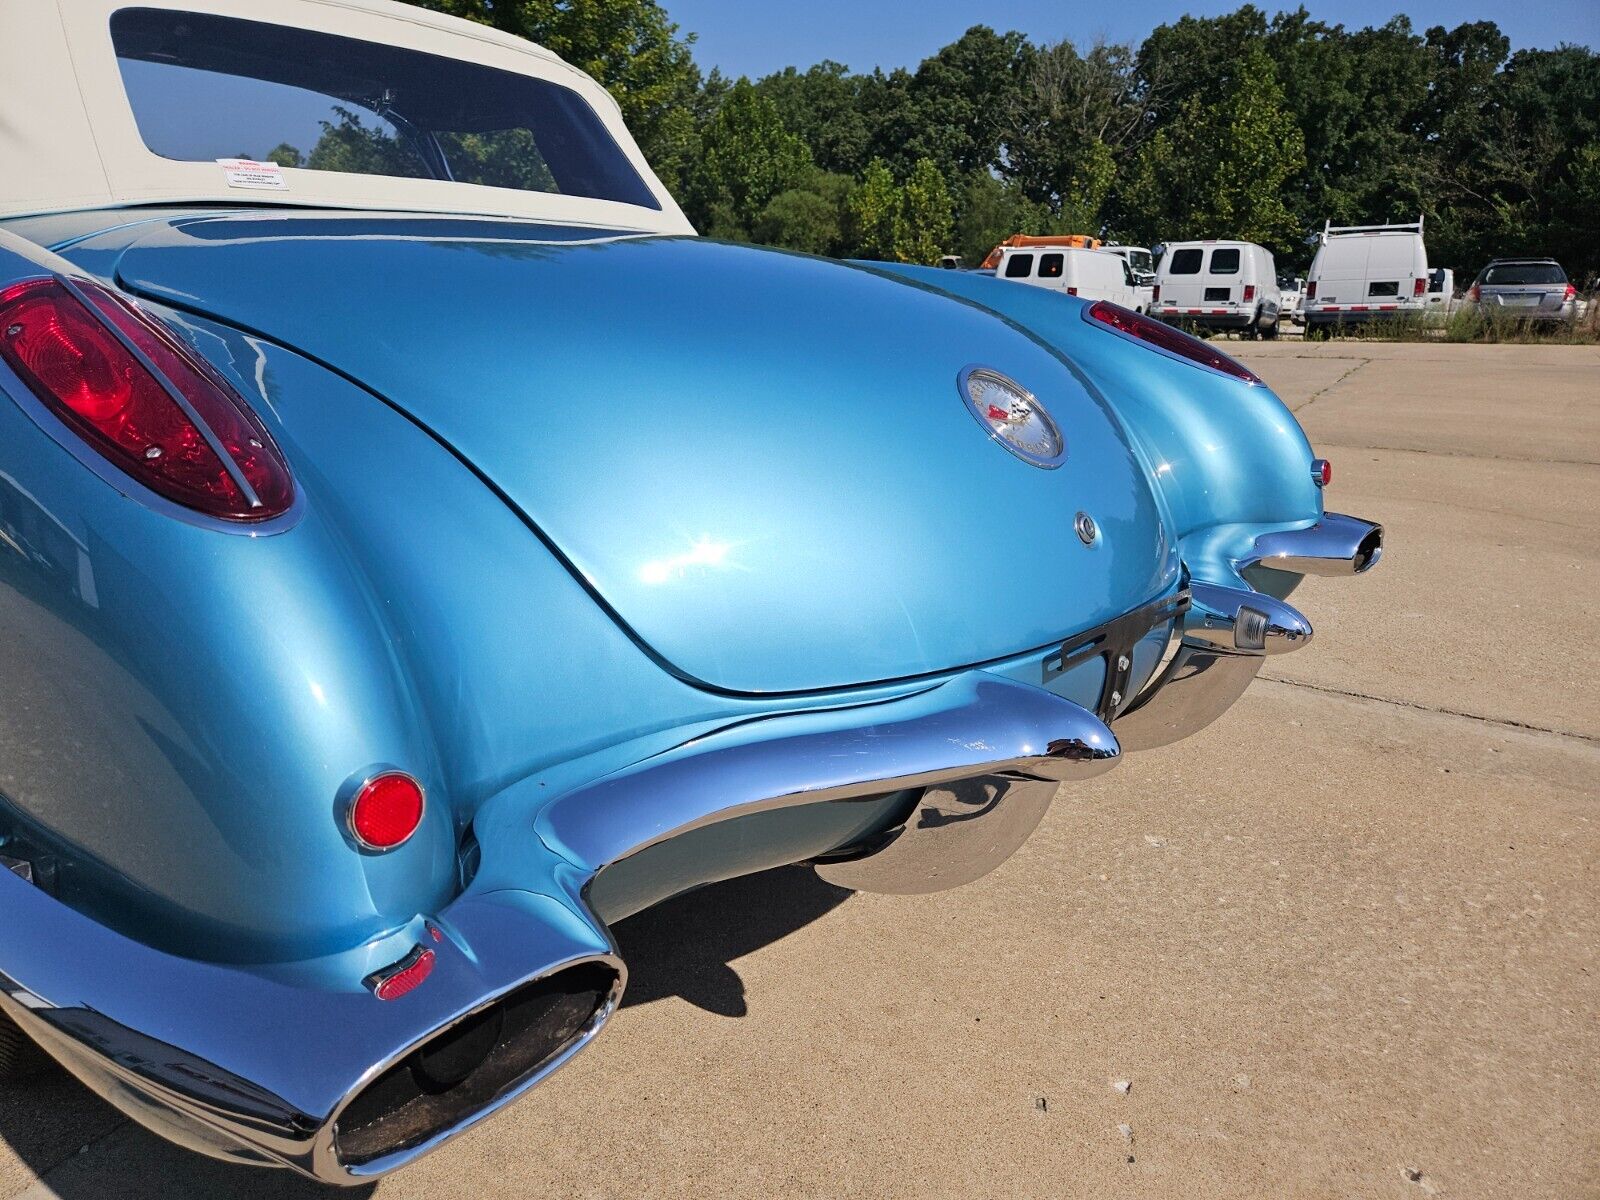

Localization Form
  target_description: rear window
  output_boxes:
[1039,254,1064,279]
[1168,249,1203,275]
[1429,268,1448,293]
[1368,281,1400,298]
[1481,263,1567,286]
[1209,248,1241,275]
[1004,254,1034,279]
[109,7,660,209]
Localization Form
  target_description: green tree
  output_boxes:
[1004,38,1148,227]
[686,80,813,236]
[952,172,1058,268]
[848,158,900,260]
[755,62,874,177]
[753,170,856,256]
[409,0,704,191]
[893,158,955,264]
[264,143,304,168]
[305,108,429,177]
[1122,44,1306,254]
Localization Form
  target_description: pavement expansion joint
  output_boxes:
[1258,675,1600,745]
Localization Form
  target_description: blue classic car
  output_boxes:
[0,0,1380,1185]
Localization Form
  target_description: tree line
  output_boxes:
[411,1,1600,280]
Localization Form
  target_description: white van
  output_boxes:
[1149,240,1283,337]
[996,246,1143,309]
[1103,245,1156,309]
[1424,266,1455,321]
[1303,219,1429,330]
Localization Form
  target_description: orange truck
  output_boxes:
[980,234,1102,271]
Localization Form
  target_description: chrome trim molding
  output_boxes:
[339,767,427,855]
[537,670,1120,897]
[0,873,622,1186]
[1245,512,1383,577]
[1185,581,1313,655]
[53,274,264,509]
[0,668,1122,1184]
[1115,581,1312,751]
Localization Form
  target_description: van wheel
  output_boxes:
[0,1012,50,1082]
[1259,316,1280,340]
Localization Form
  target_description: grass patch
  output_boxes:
[1292,298,1600,345]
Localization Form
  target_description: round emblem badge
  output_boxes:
[957,366,1067,469]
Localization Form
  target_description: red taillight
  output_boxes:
[0,276,292,520]
[1312,458,1333,487]
[370,947,436,1001]
[1066,286,1079,296]
[1413,277,1426,297]
[1564,284,1577,301]
[1306,281,1317,301]
[1469,284,1481,303]
[1084,300,1263,386]
[1151,284,1161,303]
[347,771,426,852]
[1243,284,1256,303]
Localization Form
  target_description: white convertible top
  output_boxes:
[0,0,693,232]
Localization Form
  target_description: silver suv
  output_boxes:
[1468,258,1577,322]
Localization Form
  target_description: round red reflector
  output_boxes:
[347,772,425,851]
[1312,458,1333,487]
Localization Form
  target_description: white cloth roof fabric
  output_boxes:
[0,0,693,232]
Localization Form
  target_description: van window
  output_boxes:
[1039,254,1064,279]
[1004,254,1034,279]
[1368,281,1400,298]
[1168,249,1203,275]
[1209,248,1241,274]
[1429,268,1447,293]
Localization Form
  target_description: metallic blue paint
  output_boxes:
[0,202,1370,1180]
[87,213,1178,695]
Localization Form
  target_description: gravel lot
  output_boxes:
[2,341,1596,1199]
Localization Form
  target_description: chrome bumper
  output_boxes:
[1116,512,1382,750]
[0,516,1378,1182]
[0,672,1122,1184]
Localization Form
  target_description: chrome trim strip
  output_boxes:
[536,670,1120,884]
[53,273,262,509]
[1244,512,1383,577]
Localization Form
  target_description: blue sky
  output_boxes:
[664,1,1599,79]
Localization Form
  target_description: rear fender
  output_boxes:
[862,265,1324,553]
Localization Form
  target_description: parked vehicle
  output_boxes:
[1103,245,1157,309]
[0,0,1382,1184]
[1150,240,1283,338]
[996,246,1145,309]
[980,233,1101,271]
[1424,267,1457,322]
[1279,275,1305,325]
[1466,259,1578,323]
[1302,219,1429,331]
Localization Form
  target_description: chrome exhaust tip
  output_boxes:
[1246,513,1384,577]
[335,959,622,1171]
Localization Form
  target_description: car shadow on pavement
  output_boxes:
[612,865,854,1017]
[0,867,848,1195]
[0,1072,376,1198]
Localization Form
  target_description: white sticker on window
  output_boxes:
[217,159,288,191]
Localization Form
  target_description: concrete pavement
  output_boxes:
[2,342,1595,1199]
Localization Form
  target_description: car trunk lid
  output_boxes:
[102,213,1176,695]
